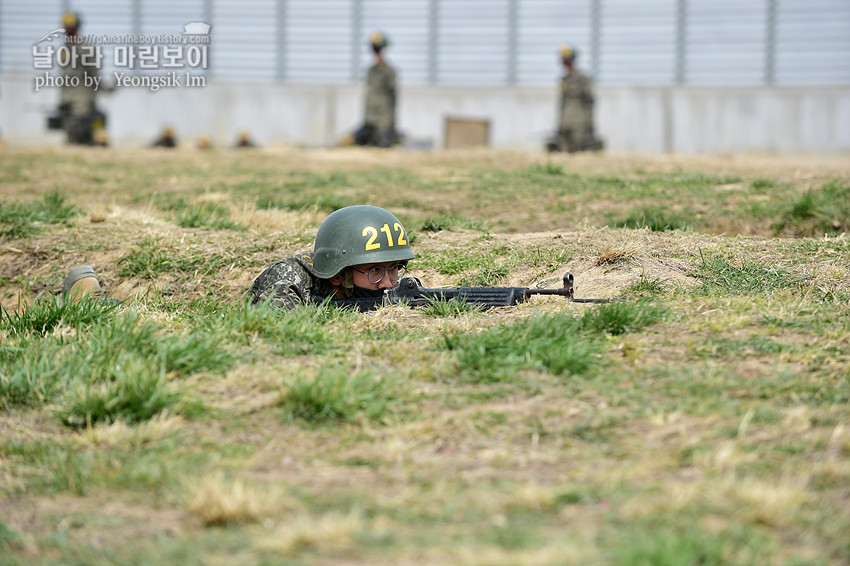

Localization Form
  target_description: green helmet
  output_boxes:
[312,205,414,278]
[62,12,82,30]
[559,45,577,61]
[369,31,389,49]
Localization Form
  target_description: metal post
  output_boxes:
[131,0,141,37]
[765,0,776,84]
[507,0,518,84]
[203,0,213,77]
[428,0,439,84]
[351,0,362,81]
[675,0,687,84]
[590,0,601,78]
[276,0,287,81]
[0,0,3,75]
[203,0,213,33]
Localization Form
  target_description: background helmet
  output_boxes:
[369,31,389,49]
[62,12,82,30]
[559,45,577,61]
[312,205,414,278]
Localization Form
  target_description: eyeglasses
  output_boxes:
[353,263,406,284]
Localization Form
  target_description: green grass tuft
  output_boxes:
[0,520,23,551]
[174,202,245,231]
[419,214,488,232]
[525,162,567,175]
[256,193,356,213]
[419,296,483,317]
[0,339,75,404]
[626,272,667,297]
[691,335,788,359]
[117,237,231,279]
[611,529,726,566]
[83,314,234,379]
[442,314,600,382]
[609,206,693,232]
[0,293,119,337]
[694,250,805,295]
[280,365,397,424]
[751,177,778,191]
[774,181,850,236]
[579,299,668,336]
[415,250,485,275]
[460,263,510,286]
[0,190,81,239]
[214,300,353,355]
[57,360,189,428]
[153,195,245,231]
[441,302,666,382]
[2,310,231,422]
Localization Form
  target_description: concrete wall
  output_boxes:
[2,75,849,153]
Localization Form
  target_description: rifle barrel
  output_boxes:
[524,288,572,296]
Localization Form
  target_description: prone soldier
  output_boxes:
[60,206,617,310]
[249,205,414,309]
[59,206,414,309]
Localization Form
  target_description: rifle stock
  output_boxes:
[313,273,624,311]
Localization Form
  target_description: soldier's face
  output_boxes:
[351,261,401,290]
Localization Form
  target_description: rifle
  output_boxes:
[313,272,625,311]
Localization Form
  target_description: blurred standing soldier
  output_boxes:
[354,32,398,148]
[58,12,104,145]
[547,45,602,153]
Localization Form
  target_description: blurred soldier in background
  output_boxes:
[92,128,109,147]
[235,130,257,148]
[196,134,213,149]
[352,32,398,148]
[55,13,106,145]
[547,45,603,153]
[152,126,178,148]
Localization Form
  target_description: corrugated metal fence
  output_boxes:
[2,0,849,85]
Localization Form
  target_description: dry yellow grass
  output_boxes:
[255,509,366,555]
[595,240,645,266]
[185,473,296,526]
[73,413,184,449]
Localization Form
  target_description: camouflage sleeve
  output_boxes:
[387,65,397,98]
[580,74,595,104]
[60,41,98,109]
[248,255,317,310]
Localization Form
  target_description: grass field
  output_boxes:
[1,146,849,565]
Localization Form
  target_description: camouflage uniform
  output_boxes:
[556,69,595,152]
[248,253,337,310]
[58,37,101,145]
[359,62,397,147]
